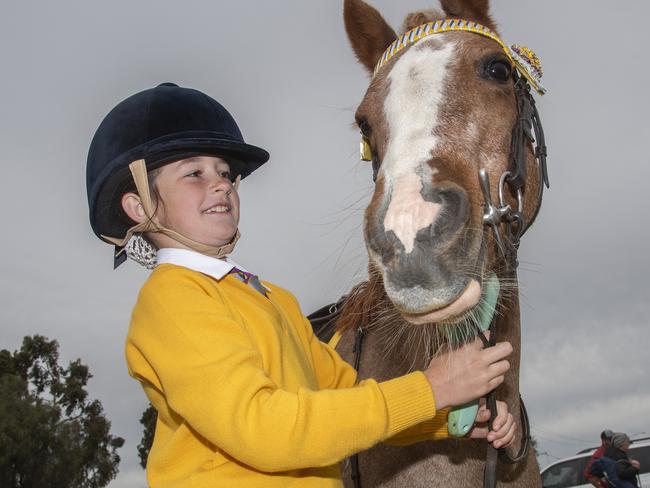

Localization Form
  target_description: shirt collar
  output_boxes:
[155,248,249,281]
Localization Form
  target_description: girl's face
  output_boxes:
[150,156,240,248]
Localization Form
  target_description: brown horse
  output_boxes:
[329,0,547,486]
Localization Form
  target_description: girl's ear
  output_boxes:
[344,0,397,74]
[121,192,147,224]
[439,0,496,31]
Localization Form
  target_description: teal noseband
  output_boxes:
[448,273,500,437]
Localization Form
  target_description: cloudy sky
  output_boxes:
[1,1,649,486]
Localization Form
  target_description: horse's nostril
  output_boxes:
[381,173,443,255]
[364,182,480,306]
[378,184,469,249]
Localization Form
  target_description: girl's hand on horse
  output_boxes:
[468,399,516,448]
[423,337,513,410]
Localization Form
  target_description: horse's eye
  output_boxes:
[487,59,512,83]
[358,118,372,137]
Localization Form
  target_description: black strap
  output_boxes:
[350,328,365,488]
[507,73,535,192]
[307,296,347,344]
[113,245,127,269]
[519,81,549,238]
[507,74,549,242]
[472,313,531,488]
[472,317,500,488]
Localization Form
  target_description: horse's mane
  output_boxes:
[335,271,386,333]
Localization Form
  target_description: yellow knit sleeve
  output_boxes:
[127,271,438,473]
[277,290,449,445]
[383,408,451,445]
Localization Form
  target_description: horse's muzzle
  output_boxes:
[365,183,481,315]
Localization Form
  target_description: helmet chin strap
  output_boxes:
[102,159,241,260]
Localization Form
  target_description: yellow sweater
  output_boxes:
[126,264,448,487]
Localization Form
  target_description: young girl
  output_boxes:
[87,83,515,487]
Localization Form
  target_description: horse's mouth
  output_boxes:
[399,279,482,325]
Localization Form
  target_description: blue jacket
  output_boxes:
[590,456,638,488]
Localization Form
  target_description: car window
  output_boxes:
[630,445,650,475]
[542,456,589,488]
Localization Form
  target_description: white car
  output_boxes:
[541,437,650,488]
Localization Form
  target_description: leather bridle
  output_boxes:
[473,68,548,488]
[480,71,549,268]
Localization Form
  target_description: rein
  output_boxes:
[471,308,532,488]
[472,69,546,488]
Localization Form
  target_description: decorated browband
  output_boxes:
[373,18,545,94]
[360,18,546,161]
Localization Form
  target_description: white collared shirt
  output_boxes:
[155,248,251,281]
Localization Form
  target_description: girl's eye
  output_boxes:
[185,170,201,178]
[219,171,232,181]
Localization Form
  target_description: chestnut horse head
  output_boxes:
[344,0,547,333]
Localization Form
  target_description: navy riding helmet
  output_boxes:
[86,82,270,242]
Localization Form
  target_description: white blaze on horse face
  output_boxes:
[381,38,456,254]
[383,172,440,254]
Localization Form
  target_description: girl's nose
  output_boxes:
[210,174,234,194]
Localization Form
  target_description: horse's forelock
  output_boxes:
[400,9,445,35]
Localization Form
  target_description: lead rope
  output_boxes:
[350,327,365,488]
[471,301,531,488]
[473,316,500,488]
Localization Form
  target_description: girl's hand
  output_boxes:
[424,337,512,410]
[468,399,516,448]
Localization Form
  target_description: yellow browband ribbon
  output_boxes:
[101,159,241,259]
[372,19,546,95]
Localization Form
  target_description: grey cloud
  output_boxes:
[1,1,649,486]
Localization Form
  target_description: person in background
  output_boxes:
[602,433,641,488]
[584,429,613,488]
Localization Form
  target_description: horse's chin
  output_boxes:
[398,279,482,325]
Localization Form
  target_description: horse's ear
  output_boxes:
[344,0,397,74]
[439,0,496,30]
[402,11,442,32]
